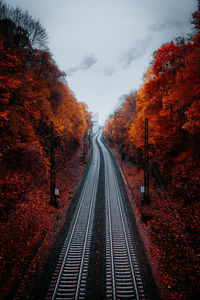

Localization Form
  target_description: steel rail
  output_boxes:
[51,164,92,299]
[74,148,100,299]
[114,168,140,300]
[105,168,116,299]
[98,132,145,299]
[47,132,100,300]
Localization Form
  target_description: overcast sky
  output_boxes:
[5,0,198,124]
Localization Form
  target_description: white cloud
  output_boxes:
[95,65,116,76]
[66,55,98,75]
[119,37,152,68]
[4,0,198,124]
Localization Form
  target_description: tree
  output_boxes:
[0,7,92,215]
[0,0,48,50]
[105,2,200,201]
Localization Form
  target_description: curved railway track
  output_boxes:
[46,130,147,299]
[98,133,146,299]
[46,133,100,299]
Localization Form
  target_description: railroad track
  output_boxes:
[46,133,100,299]
[46,131,146,299]
[97,133,146,299]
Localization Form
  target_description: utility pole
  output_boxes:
[142,118,150,204]
[49,121,58,207]
[88,130,91,149]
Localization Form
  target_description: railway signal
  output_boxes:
[142,118,150,204]
[49,121,59,208]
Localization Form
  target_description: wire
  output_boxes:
[23,172,47,198]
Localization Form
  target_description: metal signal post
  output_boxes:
[50,121,59,207]
[142,118,150,204]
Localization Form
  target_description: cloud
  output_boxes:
[120,37,152,68]
[150,19,189,32]
[103,66,116,76]
[81,55,98,70]
[66,54,98,75]
[96,65,116,76]
[93,65,116,76]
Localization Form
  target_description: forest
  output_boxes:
[0,0,200,298]
[105,8,200,203]
[0,1,91,297]
[0,0,91,218]
[105,3,200,298]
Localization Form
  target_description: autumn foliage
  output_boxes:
[0,2,92,297]
[105,4,200,298]
[0,8,91,218]
[105,7,200,203]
